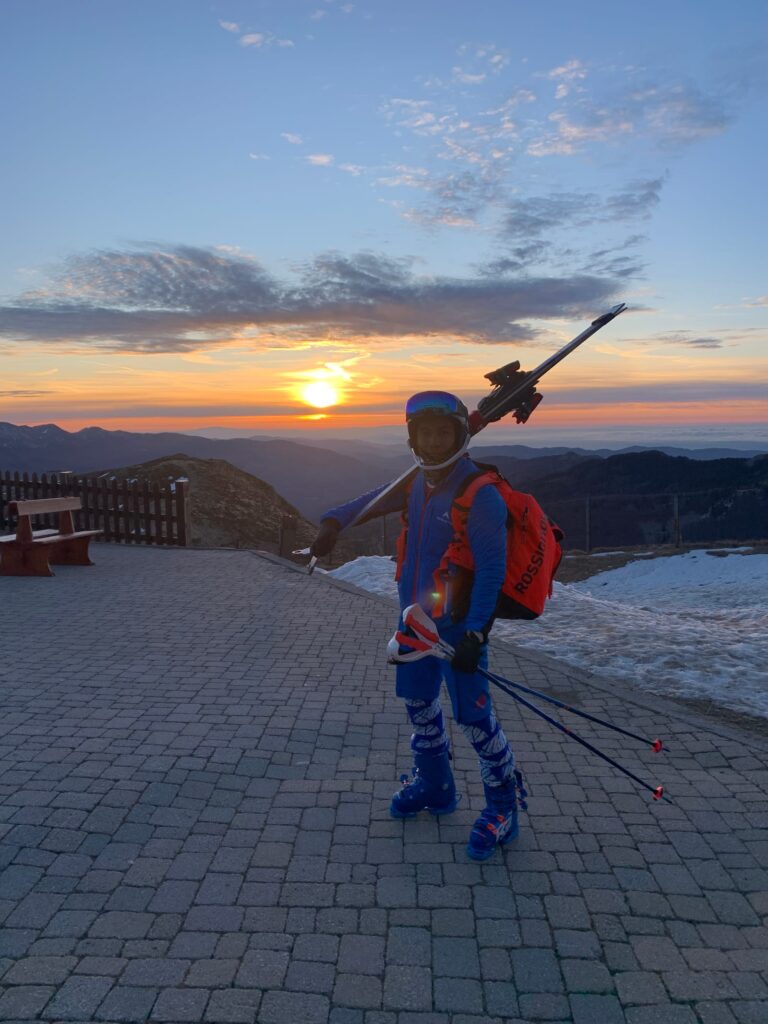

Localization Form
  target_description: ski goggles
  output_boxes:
[405,391,466,422]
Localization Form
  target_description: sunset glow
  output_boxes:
[300,380,340,409]
[0,2,765,449]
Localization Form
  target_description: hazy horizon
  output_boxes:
[182,422,768,451]
[5,417,767,453]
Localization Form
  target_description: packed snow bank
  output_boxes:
[329,550,768,718]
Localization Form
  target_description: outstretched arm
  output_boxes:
[311,478,409,557]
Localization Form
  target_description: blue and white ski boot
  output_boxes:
[466,778,519,860]
[390,751,460,818]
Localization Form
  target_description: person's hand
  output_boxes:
[451,631,484,674]
[310,519,341,558]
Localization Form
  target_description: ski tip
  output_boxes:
[591,302,627,327]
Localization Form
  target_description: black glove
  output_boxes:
[310,518,341,558]
[451,631,484,674]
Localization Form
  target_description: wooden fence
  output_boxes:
[1,470,191,546]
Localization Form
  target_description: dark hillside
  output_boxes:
[92,454,370,566]
[478,451,596,486]
[95,454,316,551]
[528,452,768,548]
[530,451,768,502]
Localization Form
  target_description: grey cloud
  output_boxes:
[0,306,215,353]
[0,245,625,352]
[426,169,502,223]
[565,77,733,152]
[604,181,664,220]
[588,235,646,258]
[685,338,724,349]
[290,252,620,342]
[47,401,409,420]
[529,77,735,154]
[38,245,281,314]
[0,389,53,397]
[294,251,413,302]
[581,236,648,280]
[491,184,657,279]
[500,179,664,240]
[538,380,767,405]
[396,167,506,227]
[634,80,732,147]
[378,93,516,225]
[500,193,586,239]
[655,331,725,349]
[631,328,768,349]
[479,242,553,276]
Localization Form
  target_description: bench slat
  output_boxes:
[0,529,59,543]
[11,530,102,546]
[10,497,82,516]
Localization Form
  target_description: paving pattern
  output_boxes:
[0,544,766,1024]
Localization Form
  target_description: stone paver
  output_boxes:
[0,544,766,1023]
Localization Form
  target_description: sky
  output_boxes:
[1,0,767,448]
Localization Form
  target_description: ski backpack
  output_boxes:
[395,464,564,621]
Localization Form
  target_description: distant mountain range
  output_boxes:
[3,421,765,520]
[2,422,767,547]
[293,436,768,464]
[0,422,392,523]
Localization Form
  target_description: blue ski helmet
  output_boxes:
[405,391,469,455]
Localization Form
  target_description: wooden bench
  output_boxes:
[0,497,102,577]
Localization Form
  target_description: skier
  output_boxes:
[310,391,520,860]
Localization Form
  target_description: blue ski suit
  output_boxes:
[322,455,507,724]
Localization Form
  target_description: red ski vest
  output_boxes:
[395,467,564,621]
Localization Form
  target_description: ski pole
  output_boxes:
[389,629,668,802]
[395,605,668,801]
[482,667,665,753]
[401,604,664,752]
[479,668,667,803]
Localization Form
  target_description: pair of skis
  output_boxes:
[389,603,668,803]
[348,303,627,531]
[299,304,626,573]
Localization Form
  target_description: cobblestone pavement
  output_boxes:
[1,544,766,1024]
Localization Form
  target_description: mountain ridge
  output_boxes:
[2,422,766,531]
[1,421,389,521]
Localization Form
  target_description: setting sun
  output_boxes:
[301,380,340,408]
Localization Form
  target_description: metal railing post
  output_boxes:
[175,479,191,546]
[585,495,591,553]
[673,493,681,547]
[278,514,297,558]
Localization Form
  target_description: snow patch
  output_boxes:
[329,550,768,719]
